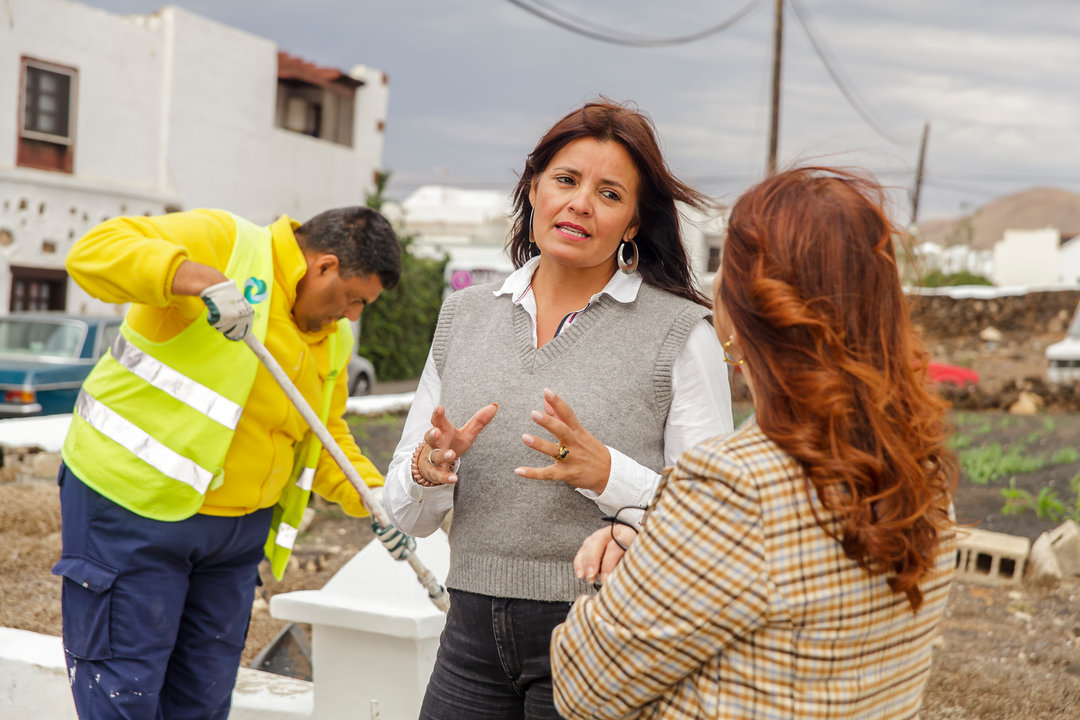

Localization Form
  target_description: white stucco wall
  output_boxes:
[0,170,172,315]
[0,0,389,314]
[992,227,1060,287]
[160,7,388,223]
[0,0,178,312]
[1058,236,1080,286]
[0,0,165,186]
[678,202,728,289]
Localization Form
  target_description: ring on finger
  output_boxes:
[427,448,439,466]
[552,444,569,462]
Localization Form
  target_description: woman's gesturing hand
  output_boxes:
[419,403,498,485]
[516,388,612,494]
[574,524,638,586]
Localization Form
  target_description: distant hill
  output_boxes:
[916,187,1080,250]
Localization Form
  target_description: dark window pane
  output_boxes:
[24,66,71,138]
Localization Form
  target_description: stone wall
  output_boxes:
[909,288,1080,340]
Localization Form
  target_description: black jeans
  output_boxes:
[419,589,573,720]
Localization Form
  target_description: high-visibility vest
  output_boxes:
[61,212,275,521]
[264,322,352,580]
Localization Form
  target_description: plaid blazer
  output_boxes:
[551,418,954,719]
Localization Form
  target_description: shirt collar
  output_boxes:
[270,215,344,342]
[271,215,305,313]
[493,255,642,304]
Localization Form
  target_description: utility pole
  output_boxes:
[766,0,783,176]
[910,122,930,227]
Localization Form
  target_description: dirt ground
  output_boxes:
[3,349,1080,719]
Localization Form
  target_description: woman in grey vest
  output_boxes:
[384,100,734,720]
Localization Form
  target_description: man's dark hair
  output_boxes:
[295,207,402,290]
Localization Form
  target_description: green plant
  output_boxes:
[356,171,450,381]
[1000,478,1034,516]
[959,443,1044,485]
[1034,487,1065,522]
[951,411,975,428]
[1051,447,1079,465]
[948,433,973,450]
[998,415,1019,430]
[1043,417,1057,433]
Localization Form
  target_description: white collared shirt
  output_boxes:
[383,257,734,536]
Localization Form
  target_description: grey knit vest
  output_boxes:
[431,281,708,602]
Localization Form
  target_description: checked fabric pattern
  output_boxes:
[552,418,955,719]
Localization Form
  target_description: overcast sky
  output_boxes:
[81,0,1080,223]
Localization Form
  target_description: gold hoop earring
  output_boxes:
[528,208,536,244]
[617,238,638,274]
[722,337,744,366]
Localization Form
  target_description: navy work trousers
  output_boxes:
[418,588,573,720]
[53,463,272,720]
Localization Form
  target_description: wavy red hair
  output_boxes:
[720,167,957,611]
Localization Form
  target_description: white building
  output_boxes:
[992,228,1061,287]
[387,184,728,293]
[386,185,516,291]
[914,241,994,279]
[1057,234,1080,285]
[0,0,389,315]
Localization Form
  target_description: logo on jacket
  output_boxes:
[244,277,268,304]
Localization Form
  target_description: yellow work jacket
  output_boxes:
[62,209,382,519]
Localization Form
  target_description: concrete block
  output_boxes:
[1028,532,1063,584]
[955,528,1029,587]
[1047,520,1080,576]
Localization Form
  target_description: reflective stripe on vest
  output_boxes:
[75,391,215,495]
[111,333,243,429]
[61,212,274,521]
[264,319,353,578]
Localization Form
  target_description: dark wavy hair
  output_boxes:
[296,206,402,290]
[720,166,957,611]
[508,100,710,306]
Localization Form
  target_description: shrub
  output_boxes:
[357,171,450,381]
[920,269,994,287]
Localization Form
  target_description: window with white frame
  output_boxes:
[21,60,76,144]
[17,58,78,173]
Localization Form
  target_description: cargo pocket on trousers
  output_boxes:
[52,555,118,660]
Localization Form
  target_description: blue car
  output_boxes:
[0,313,122,418]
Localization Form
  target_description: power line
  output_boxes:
[504,0,763,47]
[787,0,919,147]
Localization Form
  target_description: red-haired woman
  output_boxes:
[383,101,733,719]
[552,167,958,719]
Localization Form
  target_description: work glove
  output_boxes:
[371,517,417,561]
[200,280,254,341]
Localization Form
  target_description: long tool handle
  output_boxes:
[244,334,450,612]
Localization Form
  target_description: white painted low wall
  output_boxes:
[271,532,450,720]
[0,626,314,719]
[1,391,446,719]
[0,531,450,719]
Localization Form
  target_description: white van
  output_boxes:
[1047,302,1080,383]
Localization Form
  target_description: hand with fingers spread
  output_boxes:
[515,388,612,494]
[412,402,499,487]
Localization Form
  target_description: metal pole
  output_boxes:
[766,0,784,176]
[910,122,930,226]
[243,333,450,612]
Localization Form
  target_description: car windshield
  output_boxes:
[0,318,86,359]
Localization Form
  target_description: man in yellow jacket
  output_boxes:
[54,206,402,719]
